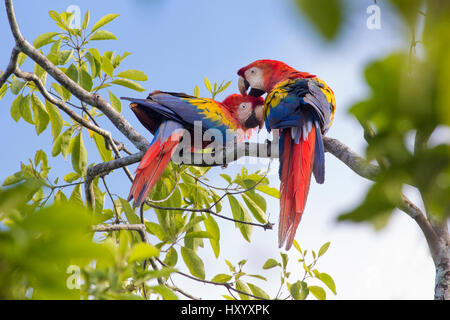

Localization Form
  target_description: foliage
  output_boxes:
[297,0,450,226]
[0,9,335,300]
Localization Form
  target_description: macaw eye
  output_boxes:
[240,104,247,109]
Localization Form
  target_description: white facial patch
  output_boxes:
[245,67,264,90]
[237,102,253,125]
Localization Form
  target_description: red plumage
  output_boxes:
[279,127,316,250]
[128,131,183,207]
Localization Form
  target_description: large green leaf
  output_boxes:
[308,285,326,300]
[91,14,120,32]
[295,0,344,41]
[90,30,117,41]
[30,94,49,135]
[33,32,59,49]
[70,132,88,176]
[116,69,148,81]
[181,246,205,279]
[228,194,252,241]
[19,95,34,124]
[108,90,122,113]
[111,78,145,92]
[128,243,159,263]
[45,100,63,139]
[52,127,74,158]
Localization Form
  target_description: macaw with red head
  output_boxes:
[122,91,264,207]
[237,59,336,250]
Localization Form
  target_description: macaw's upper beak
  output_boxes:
[239,76,266,97]
[238,76,250,96]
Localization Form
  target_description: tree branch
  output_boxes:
[4,0,149,151]
[0,46,19,87]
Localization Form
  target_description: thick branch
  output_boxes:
[0,46,19,87]
[5,0,148,151]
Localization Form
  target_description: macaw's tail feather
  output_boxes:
[278,126,317,250]
[128,121,184,207]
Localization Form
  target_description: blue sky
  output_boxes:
[0,0,435,299]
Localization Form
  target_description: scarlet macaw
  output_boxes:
[237,60,336,250]
[122,91,265,207]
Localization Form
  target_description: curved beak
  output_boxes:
[238,76,249,96]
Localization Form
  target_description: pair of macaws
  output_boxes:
[122,60,336,250]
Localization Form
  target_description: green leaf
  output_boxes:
[149,285,178,300]
[69,184,83,207]
[70,132,87,176]
[51,83,71,101]
[211,273,232,283]
[101,57,114,78]
[33,32,59,49]
[20,95,34,124]
[281,252,288,269]
[119,198,140,224]
[10,95,22,122]
[111,78,145,92]
[318,241,331,257]
[128,243,159,262]
[256,185,280,198]
[64,172,80,183]
[185,231,212,239]
[17,52,27,66]
[108,90,122,112]
[116,69,148,81]
[47,40,61,65]
[247,283,270,300]
[31,94,49,135]
[82,10,90,30]
[145,221,166,241]
[45,100,63,139]
[64,64,78,82]
[228,194,252,241]
[58,50,72,65]
[317,272,336,295]
[52,127,74,158]
[289,281,301,300]
[79,69,93,92]
[204,77,212,93]
[241,192,267,224]
[2,171,25,186]
[92,132,113,162]
[89,30,117,41]
[204,214,220,257]
[181,246,205,279]
[262,258,279,269]
[91,14,120,32]
[299,281,309,300]
[0,84,7,100]
[194,85,200,97]
[308,285,326,300]
[10,78,26,95]
[235,280,252,300]
[163,247,178,267]
[293,240,302,253]
[295,0,343,41]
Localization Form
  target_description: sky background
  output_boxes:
[0,0,437,299]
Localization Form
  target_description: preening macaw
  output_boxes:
[237,60,336,250]
[122,91,265,207]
